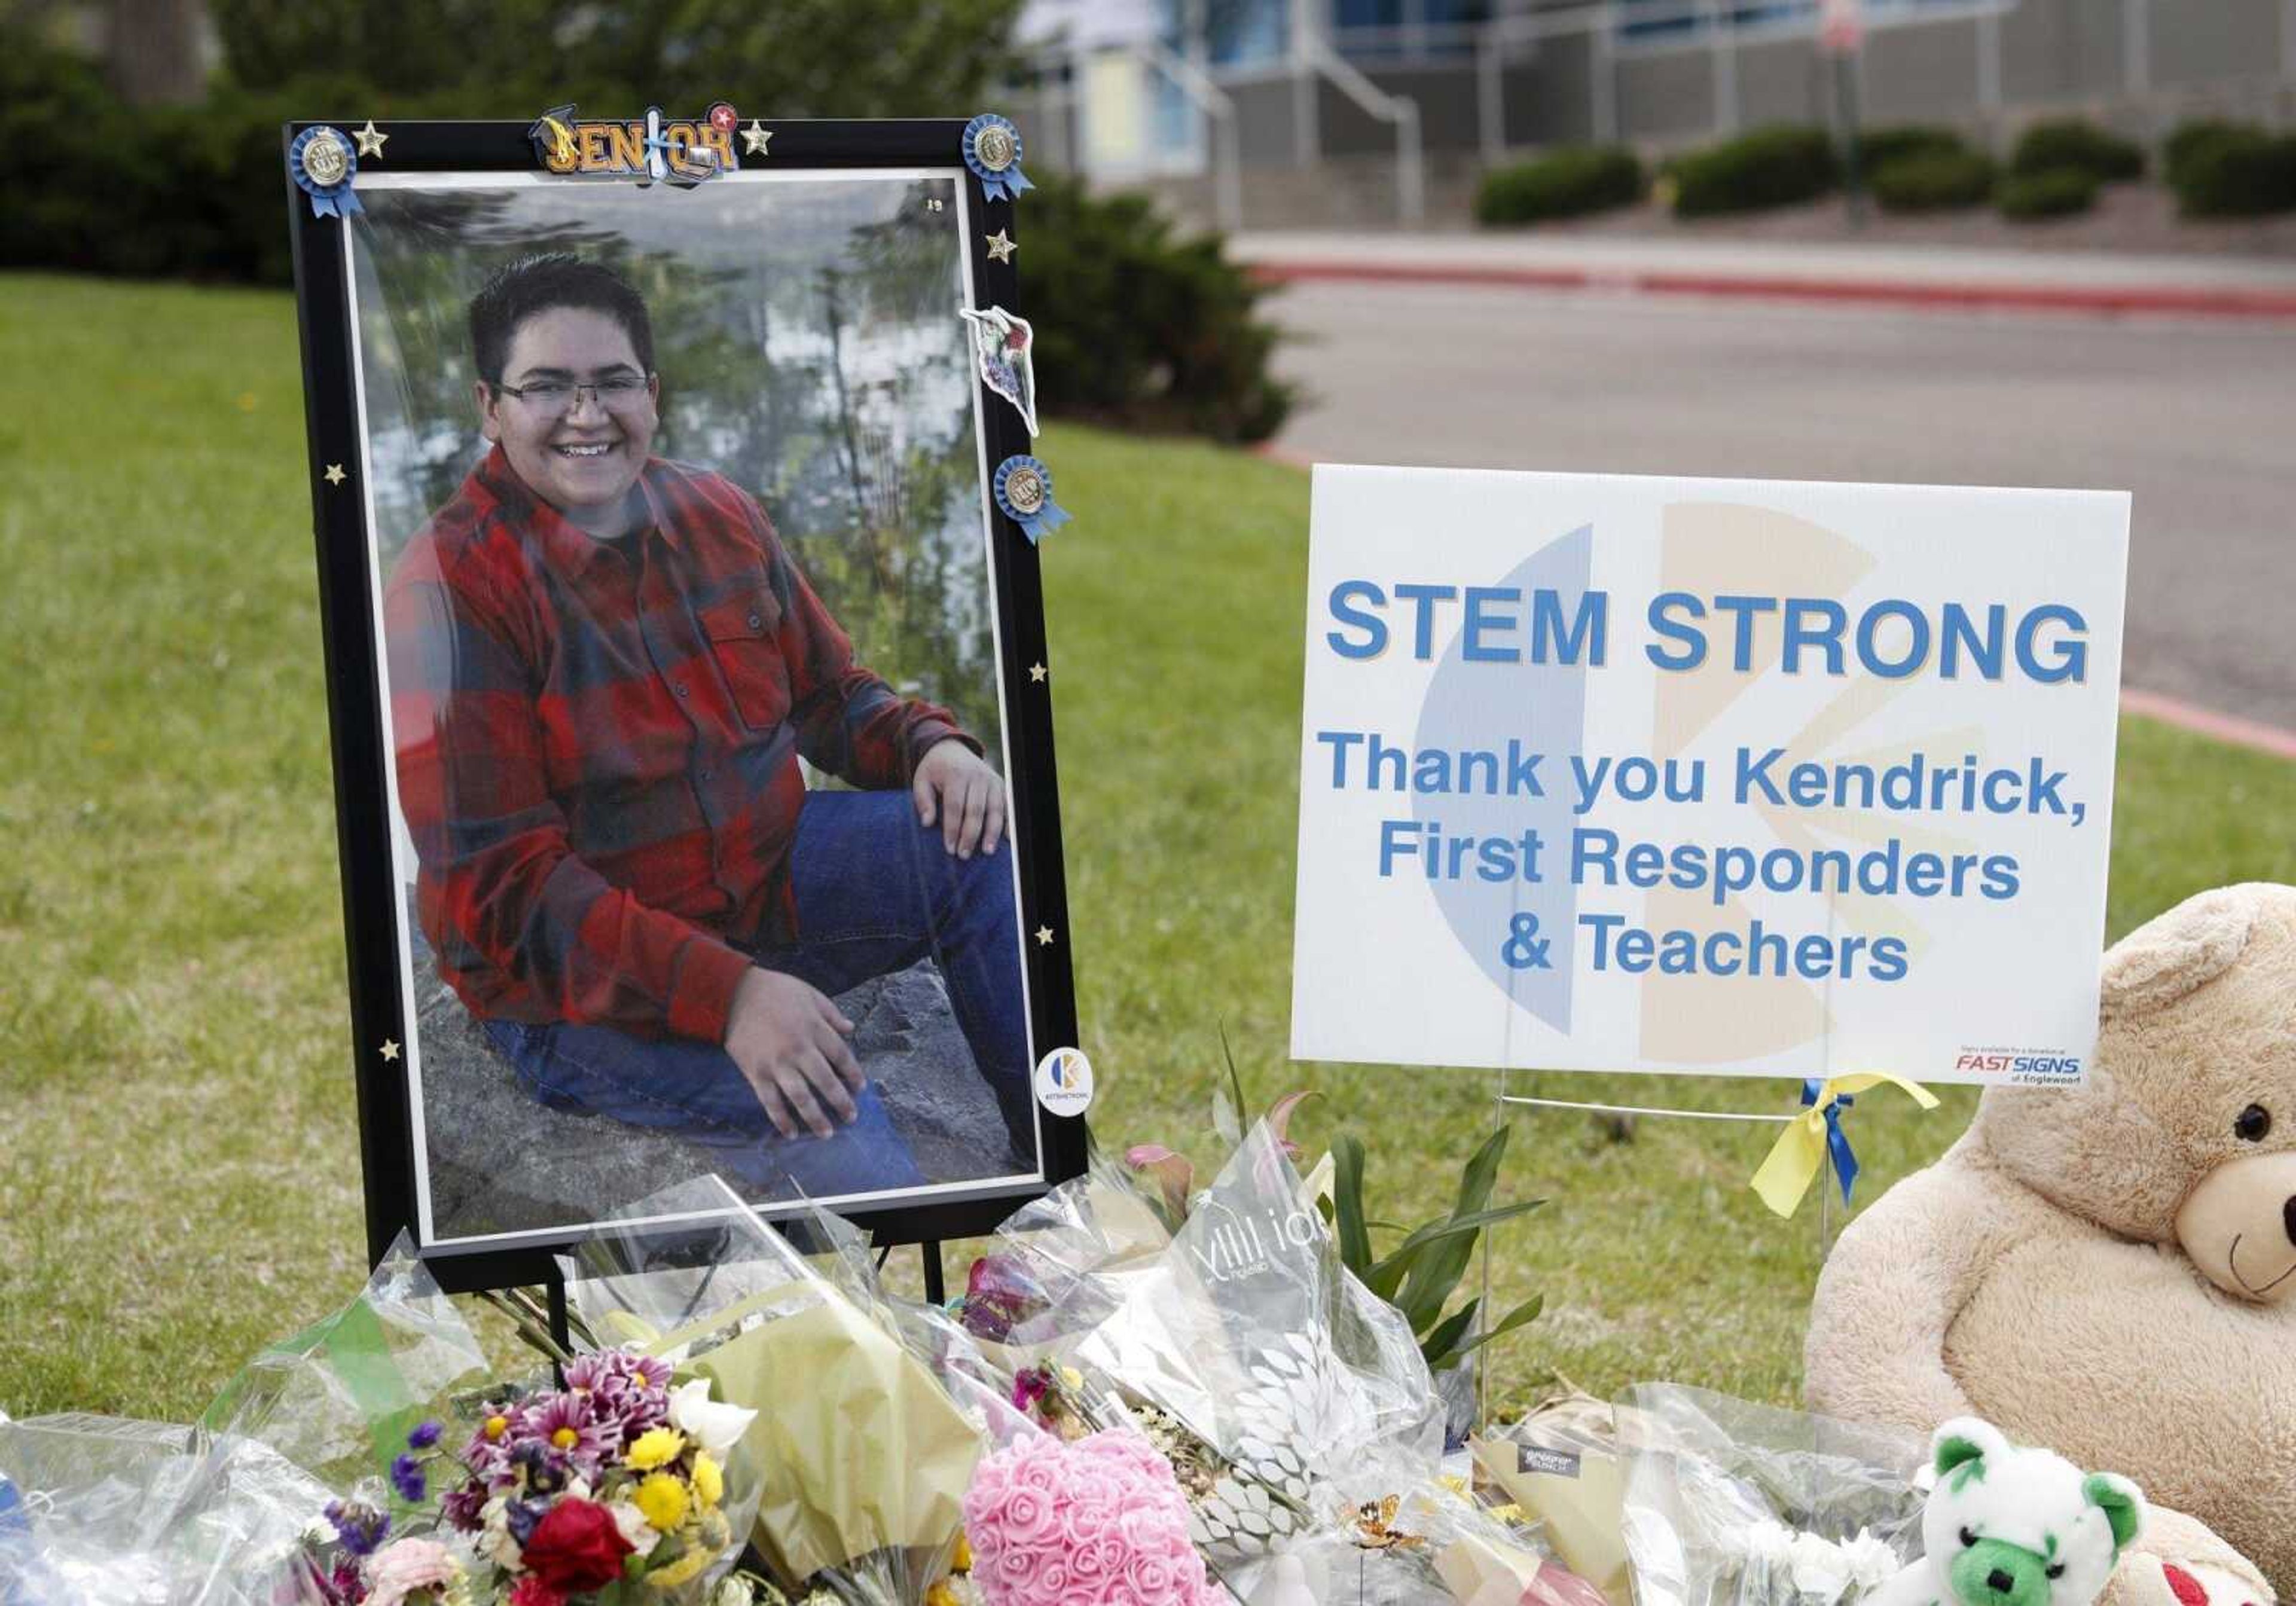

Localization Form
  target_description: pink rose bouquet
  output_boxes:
[961,1430,1225,1606]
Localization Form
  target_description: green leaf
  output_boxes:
[1451,1293,1544,1359]
[1397,1125,1512,1329]
[1332,1134,1373,1275]
[1219,1019,1248,1120]
[1418,1296,1482,1370]
[1366,1199,1546,1300]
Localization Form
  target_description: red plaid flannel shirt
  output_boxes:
[384,446,975,1043]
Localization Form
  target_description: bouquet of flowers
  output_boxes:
[959,1428,1225,1606]
[291,1348,759,1604]
[563,1179,982,1606]
[954,1122,1550,1605]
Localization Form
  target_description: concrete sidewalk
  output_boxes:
[1233,230,2296,319]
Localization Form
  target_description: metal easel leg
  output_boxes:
[921,1239,946,1307]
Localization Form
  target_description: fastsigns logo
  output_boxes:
[1953,1051,2083,1083]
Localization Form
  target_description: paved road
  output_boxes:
[1266,280,2296,732]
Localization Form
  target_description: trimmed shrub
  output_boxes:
[1995,167,2099,221]
[0,26,1286,443]
[1021,176,1294,444]
[2167,124,2296,217]
[1858,124,1971,172]
[1870,149,1996,212]
[2164,118,2260,187]
[1475,146,1645,225]
[2008,118,2144,182]
[1670,124,1838,216]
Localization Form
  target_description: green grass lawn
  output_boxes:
[4,272,2294,1427]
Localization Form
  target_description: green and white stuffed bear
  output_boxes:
[1872,1419,2147,1606]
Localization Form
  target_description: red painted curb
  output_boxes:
[1250,258,2296,321]
[2120,688,2296,762]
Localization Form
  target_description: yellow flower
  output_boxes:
[551,1427,579,1451]
[925,1584,961,1606]
[690,1451,723,1509]
[643,1543,713,1590]
[952,1531,973,1573]
[483,1415,510,1442]
[625,1427,687,1471]
[635,1471,691,1532]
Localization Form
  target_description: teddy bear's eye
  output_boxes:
[2046,1565,2066,1580]
[1959,1528,1979,1549]
[2236,1104,2272,1142]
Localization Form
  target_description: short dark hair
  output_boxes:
[468,254,655,386]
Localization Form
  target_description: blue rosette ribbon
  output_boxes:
[994,454,1070,545]
[963,112,1035,203]
[289,126,364,219]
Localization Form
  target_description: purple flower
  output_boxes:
[405,1419,442,1451]
[388,1454,427,1503]
[517,1390,610,1473]
[326,1558,367,1605]
[1012,1366,1052,1416]
[504,1497,549,1547]
[324,1498,390,1556]
[440,1483,488,1532]
[462,1402,518,1486]
[560,1353,613,1395]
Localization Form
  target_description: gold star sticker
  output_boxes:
[323,463,347,486]
[985,229,1017,262]
[1028,662,1047,683]
[380,1039,401,1061]
[353,120,388,158]
[1034,925,1056,946]
[741,121,773,156]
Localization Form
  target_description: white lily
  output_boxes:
[608,1498,662,1558]
[667,1377,757,1457]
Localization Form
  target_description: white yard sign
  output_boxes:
[1291,466,2129,1087]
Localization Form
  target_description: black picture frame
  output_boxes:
[285,112,1083,1295]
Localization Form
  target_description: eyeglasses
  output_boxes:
[493,374,651,413]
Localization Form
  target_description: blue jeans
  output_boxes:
[481,789,1031,1200]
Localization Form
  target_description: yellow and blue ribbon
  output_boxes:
[1750,1071,1938,1219]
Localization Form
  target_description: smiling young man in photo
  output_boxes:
[383,254,1031,1199]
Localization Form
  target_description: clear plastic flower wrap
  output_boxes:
[0,1236,488,1606]
[562,1176,982,1606]
[198,1234,494,1499]
[978,1121,1546,1600]
[1617,1385,1930,1606]
[0,1411,338,1606]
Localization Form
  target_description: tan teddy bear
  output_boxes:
[1805,882,2296,1606]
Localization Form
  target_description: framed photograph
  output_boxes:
[284,111,1082,1291]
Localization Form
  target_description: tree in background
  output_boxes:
[209,0,1024,115]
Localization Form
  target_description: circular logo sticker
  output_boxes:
[301,127,350,188]
[1003,464,1046,516]
[1033,1047,1094,1118]
[974,123,1017,172]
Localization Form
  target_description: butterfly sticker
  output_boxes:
[959,305,1039,436]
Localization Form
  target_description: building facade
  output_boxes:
[1015,0,2296,224]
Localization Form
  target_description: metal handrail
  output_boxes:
[1132,38,1245,232]
[1297,33,1426,223]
